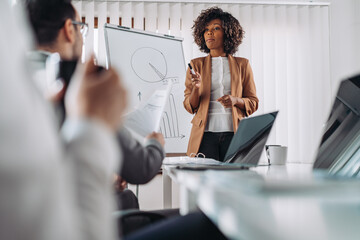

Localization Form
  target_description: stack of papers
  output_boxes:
[163,156,221,165]
[163,157,250,170]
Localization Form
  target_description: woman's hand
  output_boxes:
[217,95,239,108]
[189,71,202,110]
[191,72,202,89]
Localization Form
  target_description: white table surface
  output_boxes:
[163,162,360,240]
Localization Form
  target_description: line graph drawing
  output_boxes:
[159,93,185,139]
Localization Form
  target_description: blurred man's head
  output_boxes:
[25,0,84,60]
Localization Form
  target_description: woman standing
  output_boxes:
[184,7,259,161]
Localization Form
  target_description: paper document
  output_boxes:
[124,83,172,137]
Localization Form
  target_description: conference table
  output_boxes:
[162,161,360,240]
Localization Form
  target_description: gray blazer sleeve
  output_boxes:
[117,128,165,184]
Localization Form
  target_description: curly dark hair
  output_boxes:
[192,7,244,55]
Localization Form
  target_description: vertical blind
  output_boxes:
[73,1,331,163]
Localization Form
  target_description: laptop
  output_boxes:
[313,74,360,177]
[176,111,278,170]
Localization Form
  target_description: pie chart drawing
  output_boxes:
[131,47,168,83]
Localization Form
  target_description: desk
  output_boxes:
[163,163,360,240]
[162,163,314,213]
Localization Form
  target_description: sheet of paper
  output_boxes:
[124,83,172,137]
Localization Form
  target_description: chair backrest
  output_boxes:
[114,209,166,237]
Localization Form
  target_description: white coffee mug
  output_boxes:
[265,145,287,165]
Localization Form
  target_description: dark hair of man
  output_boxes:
[192,7,244,55]
[25,0,76,46]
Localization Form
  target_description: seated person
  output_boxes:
[25,3,178,236]
[25,0,166,211]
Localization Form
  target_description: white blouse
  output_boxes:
[205,57,234,132]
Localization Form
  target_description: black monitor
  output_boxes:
[313,74,360,177]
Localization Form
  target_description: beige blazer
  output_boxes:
[183,55,259,156]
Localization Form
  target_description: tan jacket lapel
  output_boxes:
[228,55,239,97]
[199,55,212,119]
[202,55,212,100]
[228,55,241,130]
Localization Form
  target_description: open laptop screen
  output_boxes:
[313,74,360,177]
[224,111,278,164]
